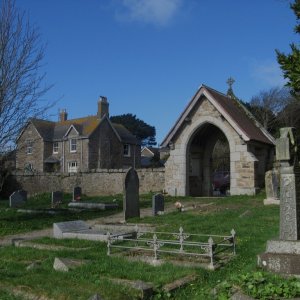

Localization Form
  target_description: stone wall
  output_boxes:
[16,122,44,173]
[9,168,165,196]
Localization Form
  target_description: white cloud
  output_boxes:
[116,0,183,26]
[251,60,287,87]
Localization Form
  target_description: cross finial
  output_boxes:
[226,77,236,98]
[226,77,235,90]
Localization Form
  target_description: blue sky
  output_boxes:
[16,0,296,144]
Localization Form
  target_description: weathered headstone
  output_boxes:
[123,167,140,220]
[53,257,89,272]
[88,294,104,300]
[72,186,82,202]
[258,127,300,275]
[52,191,63,208]
[263,168,280,205]
[152,193,164,216]
[9,190,27,208]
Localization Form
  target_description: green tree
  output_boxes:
[276,0,300,97]
[110,113,157,146]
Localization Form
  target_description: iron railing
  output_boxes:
[106,226,236,270]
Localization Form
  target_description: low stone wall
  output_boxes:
[8,168,165,196]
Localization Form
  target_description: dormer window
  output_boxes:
[53,142,59,154]
[70,139,77,152]
[123,144,131,157]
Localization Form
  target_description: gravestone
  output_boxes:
[53,220,90,238]
[51,191,63,208]
[73,186,82,202]
[152,193,164,216]
[263,168,280,205]
[53,257,89,272]
[9,190,27,208]
[123,167,140,220]
[258,127,300,275]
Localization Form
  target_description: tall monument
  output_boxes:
[258,128,300,275]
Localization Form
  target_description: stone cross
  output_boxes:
[276,127,300,240]
[123,167,140,220]
[226,77,235,90]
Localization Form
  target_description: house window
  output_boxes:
[123,144,131,157]
[26,139,33,154]
[68,161,78,173]
[53,142,59,154]
[70,139,77,152]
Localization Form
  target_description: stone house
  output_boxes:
[161,85,275,196]
[16,97,141,173]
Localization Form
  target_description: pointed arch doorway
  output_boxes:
[187,123,230,196]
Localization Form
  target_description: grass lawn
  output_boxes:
[0,192,299,299]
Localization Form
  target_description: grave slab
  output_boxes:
[68,202,118,210]
[53,220,134,241]
[53,220,90,238]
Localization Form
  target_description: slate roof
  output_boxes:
[204,86,274,145]
[28,115,139,144]
[161,84,275,147]
[112,123,140,144]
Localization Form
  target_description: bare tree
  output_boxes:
[248,87,293,134]
[0,0,52,194]
[0,0,52,151]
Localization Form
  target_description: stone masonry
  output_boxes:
[164,99,266,196]
[10,168,165,196]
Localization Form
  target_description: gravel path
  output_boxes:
[0,202,180,247]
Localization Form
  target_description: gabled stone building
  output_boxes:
[16,97,141,173]
[161,85,275,196]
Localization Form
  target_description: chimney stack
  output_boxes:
[59,109,68,122]
[97,96,109,119]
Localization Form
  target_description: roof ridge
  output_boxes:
[202,84,229,98]
[31,118,55,124]
[57,114,98,124]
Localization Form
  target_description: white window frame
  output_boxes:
[68,161,78,173]
[123,144,131,157]
[53,142,59,154]
[70,139,77,153]
[26,139,33,155]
